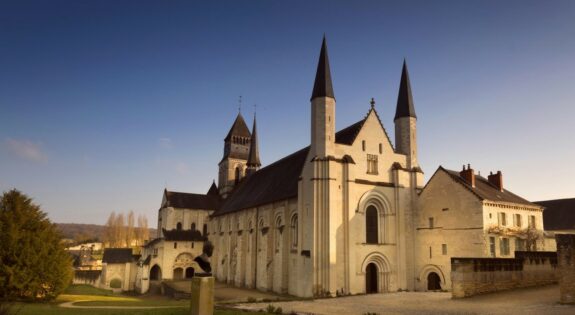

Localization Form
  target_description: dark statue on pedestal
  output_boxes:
[194,240,214,276]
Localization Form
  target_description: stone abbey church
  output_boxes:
[130,38,550,297]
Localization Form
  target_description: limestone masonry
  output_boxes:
[99,37,558,297]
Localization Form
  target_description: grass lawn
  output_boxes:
[4,285,275,315]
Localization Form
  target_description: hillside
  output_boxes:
[56,223,157,243]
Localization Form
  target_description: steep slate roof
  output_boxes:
[334,106,395,149]
[162,228,206,241]
[394,60,417,121]
[164,189,220,210]
[534,198,575,231]
[440,167,539,207]
[335,119,365,145]
[102,248,134,264]
[214,147,309,216]
[310,36,335,101]
[224,113,251,141]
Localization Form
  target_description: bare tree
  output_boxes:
[104,212,116,247]
[126,211,135,247]
[141,215,149,244]
[115,213,125,247]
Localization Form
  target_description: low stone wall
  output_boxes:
[557,234,575,304]
[73,269,102,286]
[451,251,558,298]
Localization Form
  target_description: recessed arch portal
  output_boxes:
[361,252,391,293]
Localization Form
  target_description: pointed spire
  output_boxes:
[310,35,335,101]
[394,59,417,121]
[247,113,261,168]
[207,180,219,196]
[224,112,251,141]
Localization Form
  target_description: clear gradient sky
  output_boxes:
[1,1,574,224]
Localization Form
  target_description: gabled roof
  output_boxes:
[102,248,134,264]
[437,167,539,207]
[213,147,309,216]
[334,107,394,150]
[310,36,335,101]
[162,228,206,241]
[164,189,220,210]
[534,198,575,231]
[394,60,417,121]
[224,113,251,141]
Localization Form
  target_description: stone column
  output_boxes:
[190,276,214,315]
[557,234,575,304]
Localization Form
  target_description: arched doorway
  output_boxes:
[173,268,184,280]
[365,263,378,294]
[427,272,441,290]
[150,265,162,281]
[185,267,195,279]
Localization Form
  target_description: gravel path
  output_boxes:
[233,285,575,315]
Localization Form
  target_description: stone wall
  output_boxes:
[557,234,575,304]
[72,270,101,286]
[451,251,558,298]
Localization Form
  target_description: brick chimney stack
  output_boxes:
[488,171,503,192]
[460,164,476,188]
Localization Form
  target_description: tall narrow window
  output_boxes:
[515,238,526,251]
[275,217,282,252]
[235,167,241,185]
[291,214,298,249]
[202,224,207,236]
[176,222,182,230]
[365,205,378,244]
[500,238,510,255]
[362,140,366,151]
[367,154,378,174]
[490,237,496,257]
[498,213,507,226]
[191,222,196,231]
[513,214,522,227]
[429,217,434,229]
[528,215,536,228]
[442,244,447,255]
[379,143,382,154]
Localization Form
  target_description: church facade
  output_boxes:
[130,37,551,297]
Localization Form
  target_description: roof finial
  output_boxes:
[370,97,375,108]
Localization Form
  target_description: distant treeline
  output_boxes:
[56,221,157,246]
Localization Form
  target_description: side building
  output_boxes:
[134,187,220,293]
[416,165,547,291]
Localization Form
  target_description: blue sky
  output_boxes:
[1,1,574,224]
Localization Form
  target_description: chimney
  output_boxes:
[459,164,475,188]
[488,171,503,192]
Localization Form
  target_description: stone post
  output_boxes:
[190,276,214,315]
[557,234,575,304]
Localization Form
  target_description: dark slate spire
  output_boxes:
[247,114,261,167]
[394,60,417,121]
[310,36,335,101]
